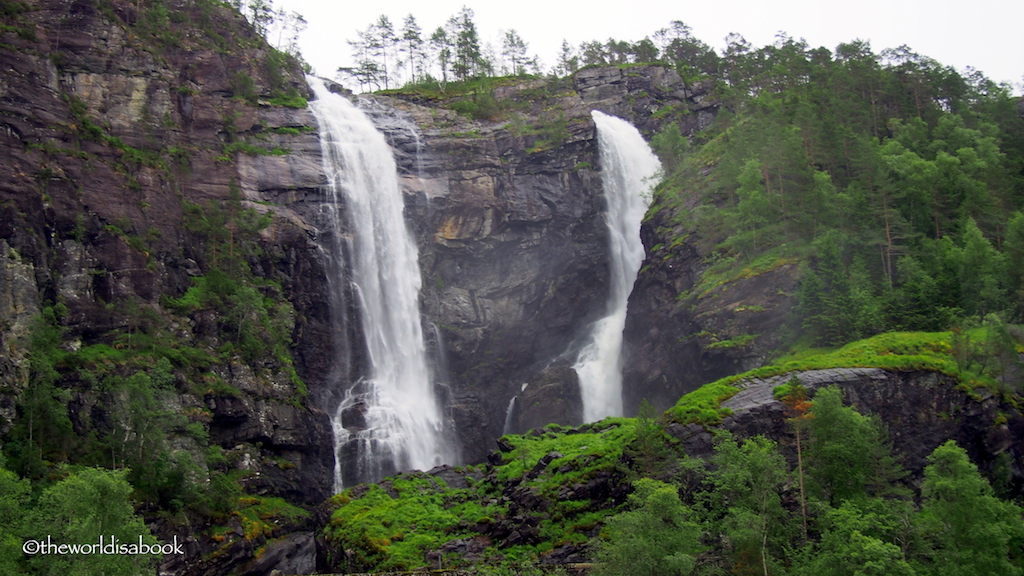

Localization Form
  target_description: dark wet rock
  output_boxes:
[356,65,718,464]
[540,542,591,565]
[237,532,316,576]
[514,366,583,434]
[526,451,564,480]
[425,536,492,567]
[622,205,800,416]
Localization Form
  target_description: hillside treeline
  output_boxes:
[644,29,1024,347]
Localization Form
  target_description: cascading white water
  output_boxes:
[573,110,662,422]
[502,396,517,435]
[502,383,529,435]
[307,77,453,490]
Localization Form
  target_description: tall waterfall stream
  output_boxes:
[573,111,662,422]
[308,78,455,490]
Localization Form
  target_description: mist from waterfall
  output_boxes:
[308,77,454,490]
[573,110,661,422]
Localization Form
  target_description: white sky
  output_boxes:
[275,0,1023,94]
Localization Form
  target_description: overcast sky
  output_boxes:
[274,0,1023,94]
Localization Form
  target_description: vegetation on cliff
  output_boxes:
[643,29,1024,351]
[315,313,1024,575]
[669,326,1023,426]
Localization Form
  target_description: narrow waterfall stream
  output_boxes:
[573,111,662,422]
[308,78,454,490]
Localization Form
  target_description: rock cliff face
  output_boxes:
[622,204,800,415]
[0,0,720,517]
[0,2,341,573]
[357,66,718,462]
[0,0,333,506]
[672,368,1024,493]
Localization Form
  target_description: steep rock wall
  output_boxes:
[622,205,799,415]
[0,0,334,506]
[363,67,718,462]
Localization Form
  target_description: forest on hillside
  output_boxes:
[643,27,1024,351]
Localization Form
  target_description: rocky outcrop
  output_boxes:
[669,368,1024,492]
[513,366,583,433]
[0,240,39,434]
[621,196,799,415]
[573,65,718,137]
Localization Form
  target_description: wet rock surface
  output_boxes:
[0,2,330,574]
[513,366,584,434]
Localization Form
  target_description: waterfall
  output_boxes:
[573,111,662,422]
[359,98,426,179]
[308,77,454,490]
[502,396,517,435]
[502,383,528,435]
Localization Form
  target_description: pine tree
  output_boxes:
[429,26,453,91]
[798,234,855,345]
[450,7,482,81]
[555,39,579,77]
[399,15,424,85]
[501,29,529,76]
[374,15,396,89]
[958,218,1007,316]
[917,441,1024,576]
[1004,212,1024,319]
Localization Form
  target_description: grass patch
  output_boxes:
[670,329,1019,428]
[325,474,478,571]
[706,333,758,349]
[324,419,637,571]
[667,380,740,425]
[234,496,310,540]
[694,248,800,297]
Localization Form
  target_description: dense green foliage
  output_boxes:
[324,419,637,571]
[593,478,702,576]
[0,463,159,575]
[646,32,1024,347]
